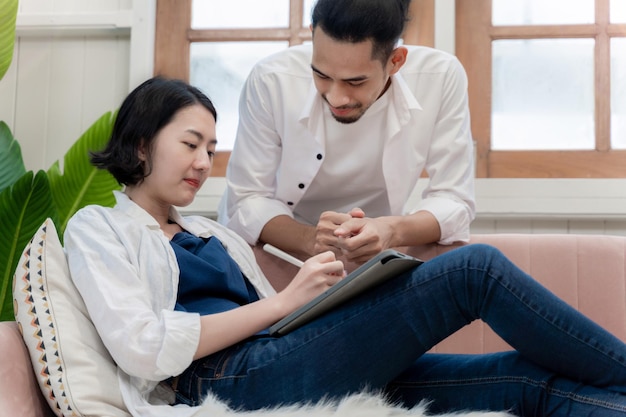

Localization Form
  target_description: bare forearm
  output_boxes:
[383,210,441,247]
[194,296,286,359]
[259,215,317,258]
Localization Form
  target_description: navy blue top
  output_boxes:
[169,231,260,316]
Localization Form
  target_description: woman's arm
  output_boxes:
[194,251,345,358]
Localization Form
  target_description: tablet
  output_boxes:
[269,249,423,336]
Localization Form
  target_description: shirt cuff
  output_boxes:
[157,310,201,377]
[412,196,472,244]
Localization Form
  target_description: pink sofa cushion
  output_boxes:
[0,321,52,416]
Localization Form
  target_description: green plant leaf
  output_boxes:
[0,170,55,321]
[48,111,121,236]
[0,121,26,192]
[0,0,18,81]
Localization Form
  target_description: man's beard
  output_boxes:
[331,111,363,124]
[323,98,367,124]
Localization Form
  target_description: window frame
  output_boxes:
[154,0,435,177]
[456,0,626,178]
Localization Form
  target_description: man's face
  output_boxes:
[311,27,392,124]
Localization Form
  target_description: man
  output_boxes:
[218,0,475,264]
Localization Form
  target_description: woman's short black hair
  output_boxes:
[311,0,410,63]
[91,76,217,186]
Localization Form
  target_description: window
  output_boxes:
[456,0,626,177]
[154,0,434,176]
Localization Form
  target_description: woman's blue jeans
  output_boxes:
[171,244,626,416]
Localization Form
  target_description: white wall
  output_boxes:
[2,0,625,236]
[0,0,154,171]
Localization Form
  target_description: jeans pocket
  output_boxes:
[198,345,236,379]
[168,346,236,406]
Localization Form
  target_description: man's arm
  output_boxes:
[413,55,476,244]
[261,209,441,265]
[219,58,292,245]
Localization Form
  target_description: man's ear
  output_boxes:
[388,46,408,75]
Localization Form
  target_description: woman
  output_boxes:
[64,77,626,417]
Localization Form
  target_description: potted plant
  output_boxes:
[0,0,121,321]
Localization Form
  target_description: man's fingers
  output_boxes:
[348,207,365,218]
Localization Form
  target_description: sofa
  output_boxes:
[3,232,626,416]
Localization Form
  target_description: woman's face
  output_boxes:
[137,104,217,209]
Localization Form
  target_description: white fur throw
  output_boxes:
[194,392,515,417]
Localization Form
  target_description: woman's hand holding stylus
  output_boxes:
[274,251,346,317]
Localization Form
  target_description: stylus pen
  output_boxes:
[262,243,305,268]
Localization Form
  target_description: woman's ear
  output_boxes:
[137,139,147,162]
[388,46,408,75]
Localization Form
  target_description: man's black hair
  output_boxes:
[311,0,410,63]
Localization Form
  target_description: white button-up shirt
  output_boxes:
[219,44,475,245]
[64,191,275,417]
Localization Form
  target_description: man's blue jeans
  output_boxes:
[171,244,626,416]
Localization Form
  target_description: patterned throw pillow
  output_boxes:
[12,218,129,417]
